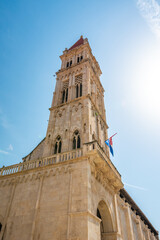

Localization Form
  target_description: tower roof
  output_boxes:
[69,36,84,50]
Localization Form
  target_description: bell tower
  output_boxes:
[43,36,109,158]
[1,37,158,240]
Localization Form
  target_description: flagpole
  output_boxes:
[110,133,117,138]
[106,133,117,141]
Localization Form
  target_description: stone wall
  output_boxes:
[0,159,89,240]
[0,157,158,240]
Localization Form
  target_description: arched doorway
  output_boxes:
[97,200,114,240]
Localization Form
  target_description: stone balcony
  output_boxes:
[0,148,82,176]
[0,140,123,191]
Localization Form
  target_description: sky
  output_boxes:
[0,0,160,231]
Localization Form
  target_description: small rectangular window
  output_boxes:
[77,57,79,63]
[70,60,72,66]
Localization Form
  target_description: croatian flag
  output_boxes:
[105,137,114,156]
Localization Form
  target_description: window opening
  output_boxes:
[73,130,81,149]
[80,83,82,97]
[76,85,79,98]
[70,60,72,66]
[54,136,62,154]
[0,223,2,232]
[62,90,65,103]
[66,62,69,68]
[65,88,68,102]
[62,88,68,103]
[75,74,83,98]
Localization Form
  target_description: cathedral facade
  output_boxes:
[0,36,159,240]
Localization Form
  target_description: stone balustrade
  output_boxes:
[0,148,82,176]
[0,141,121,179]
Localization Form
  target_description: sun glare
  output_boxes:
[130,43,160,125]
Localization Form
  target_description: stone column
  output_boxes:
[135,215,144,240]
[124,202,135,240]
[144,226,151,240]
[114,194,122,239]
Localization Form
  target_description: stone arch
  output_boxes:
[97,200,114,239]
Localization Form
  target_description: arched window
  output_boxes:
[62,88,68,103]
[76,84,82,98]
[54,136,62,154]
[73,130,81,149]
[75,74,83,98]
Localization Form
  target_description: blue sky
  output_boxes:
[0,0,160,230]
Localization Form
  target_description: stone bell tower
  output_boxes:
[43,35,109,158]
[0,37,159,240]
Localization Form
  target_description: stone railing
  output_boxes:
[0,141,121,179]
[0,148,82,176]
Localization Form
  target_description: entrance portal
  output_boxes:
[97,200,114,240]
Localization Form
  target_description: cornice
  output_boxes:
[88,151,123,194]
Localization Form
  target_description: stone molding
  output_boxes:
[89,156,123,193]
[0,165,72,187]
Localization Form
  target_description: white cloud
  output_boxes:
[124,182,148,191]
[0,150,9,155]
[8,144,13,151]
[137,0,160,38]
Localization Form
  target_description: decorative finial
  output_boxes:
[80,35,83,39]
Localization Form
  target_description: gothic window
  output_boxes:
[77,56,83,63]
[0,222,2,232]
[70,60,72,66]
[62,88,68,103]
[66,62,69,68]
[75,74,83,98]
[54,136,62,154]
[73,130,81,149]
[75,83,82,98]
